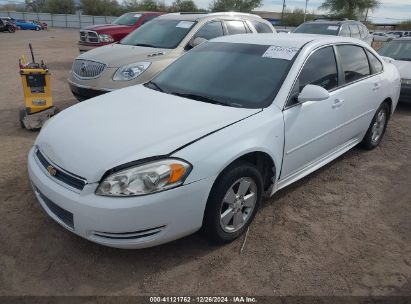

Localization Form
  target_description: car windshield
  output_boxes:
[120,19,196,49]
[294,23,340,35]
[112,13,142,26]
[146,42,296,109]
[378,40,411,61]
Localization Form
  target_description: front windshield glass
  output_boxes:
[121,19,196,49]
[294,23,340,35]
[378,40,411,61]
[113,12,142,26]
[147,42,296,109]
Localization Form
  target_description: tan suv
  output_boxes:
[68,12,276,100]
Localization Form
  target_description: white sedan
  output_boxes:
[28,34,401,249]
[378,37,411,103]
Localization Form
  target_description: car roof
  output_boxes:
[158,12,263,22]
[394,37,411,41]
[303,19,359,25]
[211,33,367,48]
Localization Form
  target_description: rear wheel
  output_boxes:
[202,162,263,244]
[361,102,389,150]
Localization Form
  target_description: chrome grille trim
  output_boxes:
[91,226,165,240]
[80,30,100,43]
[72,59,107,79]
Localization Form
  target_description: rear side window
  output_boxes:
[250,20,273,33]
[337,45,370,83]
[289,46,338,105]
[339,24,350,37]
[359,25,368,38]
[194,21,224,40]
[366,50,383,73]
[349,25,360,38]
[225,20,247,35]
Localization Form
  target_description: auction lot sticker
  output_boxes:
[262,45,299,61]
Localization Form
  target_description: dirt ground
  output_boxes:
[0,28,410,297]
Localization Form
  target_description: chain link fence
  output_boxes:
[0,11,117,28]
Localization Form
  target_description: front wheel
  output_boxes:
[202,162,263,244]
[7,26,15,33]
[361,102,389,150]
[35,27,40,31]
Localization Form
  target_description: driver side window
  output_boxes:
[193,21,224,41]
[288,46,338,106]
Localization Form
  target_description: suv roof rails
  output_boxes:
[313,17,350,22]
[165,12,262,18]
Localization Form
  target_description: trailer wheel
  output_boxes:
[19,109,26,129]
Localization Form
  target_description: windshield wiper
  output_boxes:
[169,92,240,107]
[134,43,156,48]
[144,81,165,92]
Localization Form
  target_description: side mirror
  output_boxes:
[298,85,330,103]
[188,37,207,49]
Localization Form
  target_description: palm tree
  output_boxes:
[319,0,380,20]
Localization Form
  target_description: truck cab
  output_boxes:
[78,12,164,53]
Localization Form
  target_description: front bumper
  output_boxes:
[399,83,411,103]
[28,148,214,249]
[68,80,110,101]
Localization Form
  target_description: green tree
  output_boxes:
[80,0,122,16]
[283,8,314,26]
[25,0,47,12]
[209,0,262,13]
[171,0,198,12]
[45,0,76,14]
[319,0,380,20]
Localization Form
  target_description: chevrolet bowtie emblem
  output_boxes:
[47,165,57,176]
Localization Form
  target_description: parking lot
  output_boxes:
[0,28,410,296]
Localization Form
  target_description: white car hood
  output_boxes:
[35,85,260,182]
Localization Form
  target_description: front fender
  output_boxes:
[173,107,285,186]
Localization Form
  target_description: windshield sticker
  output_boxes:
[176,21,194,28]
[262,45,299,61]
[327,25,339,30]
[133,14,142,18]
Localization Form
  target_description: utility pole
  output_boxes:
[304,0,309,22]
[281,0,286,27]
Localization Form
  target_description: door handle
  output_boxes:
[332,98,344,109]
[373,83,382,91]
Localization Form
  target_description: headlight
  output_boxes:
[99,34,114,43]
[96,159,192,197]
[113,62,151,81]
[401,78,411,85]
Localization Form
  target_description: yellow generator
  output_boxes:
[19,43,57,130]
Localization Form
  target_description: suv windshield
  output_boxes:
[113,13,142,26]
[294,23,340,35]
[378,40,411,61]
[121,19,196,49]
[146,42,296,109]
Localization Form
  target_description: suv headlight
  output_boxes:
[96,159,192,197]
[113,62,151,81]
[401,78,411,85]
[99,34,114,43]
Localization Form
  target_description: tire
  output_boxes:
[202,162,263,244]
[361,102,390,150]
[7,26,15,33]
[19,109,26,129]
[35,27,40,31]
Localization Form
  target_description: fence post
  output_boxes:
[65,14,68,27]
[105,15,107,24]
[51,14,54,27]
[92,15,95,25]
[22,12,25,20]
[79,12,81,29]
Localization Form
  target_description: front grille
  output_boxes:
[35,149,87,191]
[37,188,74,229]
[72,59,106,79]
[92,226,165,240]
[80,30,99,43]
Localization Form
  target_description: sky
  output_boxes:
[1,0,410,22]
